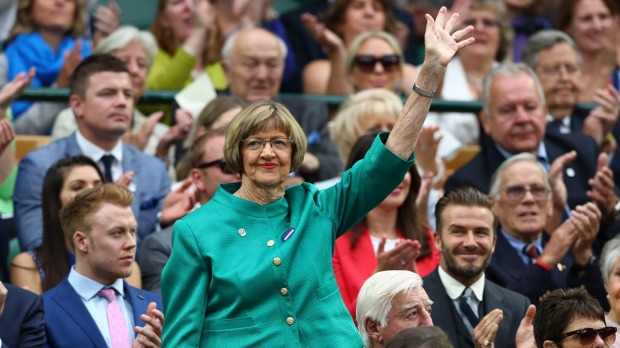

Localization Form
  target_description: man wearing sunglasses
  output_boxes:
[140,128,240,293]
[485,153,607,308]
[533,288,617,347]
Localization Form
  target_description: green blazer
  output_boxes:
[161,133,414,347]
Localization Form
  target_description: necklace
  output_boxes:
[466,73,483,87]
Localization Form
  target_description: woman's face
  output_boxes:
[358,112,396,136]
[31,0,76,32]
[341,0,386,43]
[458,8,501,61]
[606,256,620,320]
[113,41,149,100]
[378,171,411,210]
[349,38,401,91]
[159,0,194,44]
[241,130,292,189]
[565,0,614,54]
[59,165,103,207]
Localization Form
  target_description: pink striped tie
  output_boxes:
[98,288,131,348]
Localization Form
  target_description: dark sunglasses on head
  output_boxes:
[559,327,617,345]
[353,55,400,73]
[462,17,499,28]
[195,158,234,174]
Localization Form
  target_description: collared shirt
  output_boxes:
[75,130,124,181]
[546,114,571,134]
[68,267,135,346]
[501,230,543,265]
[438,266,485,333]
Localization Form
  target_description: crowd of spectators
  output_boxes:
[1,0,620,347]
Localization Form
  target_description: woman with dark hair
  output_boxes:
[333,133,439,320]
[10,156,141,293]
[1,0,91,134]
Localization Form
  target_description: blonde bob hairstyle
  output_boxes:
[345,31,405,74]
[8,0,87,44]
[331,89,402,163]
[224,101,307,174]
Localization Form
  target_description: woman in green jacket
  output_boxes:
[161,7,474,347]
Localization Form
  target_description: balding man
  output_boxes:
[221,27,341,183]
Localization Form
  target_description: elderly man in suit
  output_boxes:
[14,55,171,252]
[43,183,163,347]
[444,63,617,233]
[221,27,341,183]
[486,153,607,308]
[423,186,530,347]
[140,128,241,293]
[356,270,433,348]
[0,281,46,347]
[521,30,619,146]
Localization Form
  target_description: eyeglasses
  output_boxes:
[462,17,499,28]
[501,184,549,203]
[539,64,580,78]
[353,55,400,73]
[242,137,293,152]
[195,158,235,174]
[559,327,617,345]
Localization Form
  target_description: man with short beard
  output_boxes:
[423,186,530,347]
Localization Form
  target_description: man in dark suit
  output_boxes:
[14,55,171,252]
[221,27,342,183]
[43,184,163,348]
[423,186,530,347]
[0,281,46,347]
[445,63,617,227]
[140,128,241,293]
[486,153,607,308]
[521,30,619,146]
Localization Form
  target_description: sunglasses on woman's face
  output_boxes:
[353,55,400,73]
[559,326,617,345]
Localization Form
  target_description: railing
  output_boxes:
[17,87,597,112]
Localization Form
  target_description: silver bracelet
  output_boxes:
[412,83,436,98]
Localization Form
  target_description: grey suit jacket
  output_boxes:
[14,133,171,251]
[139,225,173,293]
[423,269,530,348]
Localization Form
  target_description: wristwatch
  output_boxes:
[613,200,620,221]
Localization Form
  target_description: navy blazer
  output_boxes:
[545,107,589,135]
[445,132,598,210]
[43,278,162,348]
[486,230,607,308]
[0,284,46,348]
[423,269,529,348]
[14,133,171,251]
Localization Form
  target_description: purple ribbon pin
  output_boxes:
[282,228,295,242]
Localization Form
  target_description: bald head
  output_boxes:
[222,28,287,102]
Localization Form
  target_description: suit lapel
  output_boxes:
[53,279,108,348]
[121,144,141,214]
[125,282,150,327]
[65,133,85,157]
[492,231,525,283]
[425,270,474,346]
[481,281,513,345]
